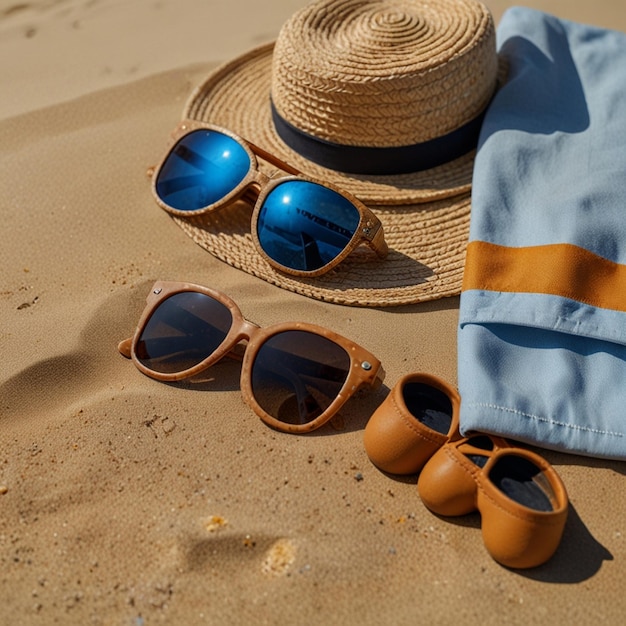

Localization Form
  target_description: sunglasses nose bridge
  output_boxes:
[241,170,272,207]
[237,318,261,342]
[250,168,271,187]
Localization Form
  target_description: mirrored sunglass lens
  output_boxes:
[402,382,453,435]
[155,129,251,211]
[136,292,233,373]
[256,180,361,271]
[251,330,350,426]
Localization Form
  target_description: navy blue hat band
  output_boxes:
[270,100,487,176]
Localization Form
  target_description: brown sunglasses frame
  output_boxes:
[150,120,389,277]
[118,281,386,433]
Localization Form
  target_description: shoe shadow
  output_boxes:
[422,500,610,582]
[375,468,611,582]
[515,503,612,583]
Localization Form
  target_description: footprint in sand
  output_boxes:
[183,519,297,577]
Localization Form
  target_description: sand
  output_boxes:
[2,1,626,624]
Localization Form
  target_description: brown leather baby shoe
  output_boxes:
[418,431,568,569]
[363,373,458,474]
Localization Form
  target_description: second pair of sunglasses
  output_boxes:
[118,282,385,433]
[151,121,388,277]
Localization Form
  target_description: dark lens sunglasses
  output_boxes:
[118,282,385,433]
[150,121,389,277]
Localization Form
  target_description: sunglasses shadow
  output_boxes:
[309,383,390,436]
[164,358,243,394]
[162,363,390,437]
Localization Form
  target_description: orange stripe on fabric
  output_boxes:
[463,240,626,313]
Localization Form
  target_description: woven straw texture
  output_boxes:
[172,0,498,307]
[186,0,497,205]
[271,0,497,150]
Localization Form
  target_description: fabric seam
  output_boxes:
[465,402,625,438]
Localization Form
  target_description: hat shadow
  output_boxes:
[176,207,438,294]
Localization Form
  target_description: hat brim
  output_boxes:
[170,192,470,307]
[171,42,481,307]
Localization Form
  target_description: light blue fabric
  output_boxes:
[458,7,626,459]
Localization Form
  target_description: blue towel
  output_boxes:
[458,7,626,459]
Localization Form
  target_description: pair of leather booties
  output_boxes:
[364,373,569,569]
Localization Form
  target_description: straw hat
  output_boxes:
[170,0,499,307]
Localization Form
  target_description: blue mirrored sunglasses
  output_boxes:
[151,121,388,277]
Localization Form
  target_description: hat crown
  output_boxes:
[271,0,497,148]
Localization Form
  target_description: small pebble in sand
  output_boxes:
[0,485,8,495]
[204,515,228,532]
[262,539,296,576]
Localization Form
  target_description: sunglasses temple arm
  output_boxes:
[247,141,301,176]
[373,364,386,390]
[368,223,389,258]
[261,358,323,420]
[118,338,133,358]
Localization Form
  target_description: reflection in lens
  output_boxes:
[403,382,453,435]
[136,292,233,373]
[155,129,251,211]
[488,456,554,512]
[251,330,350,425]
[257,181,361,271]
